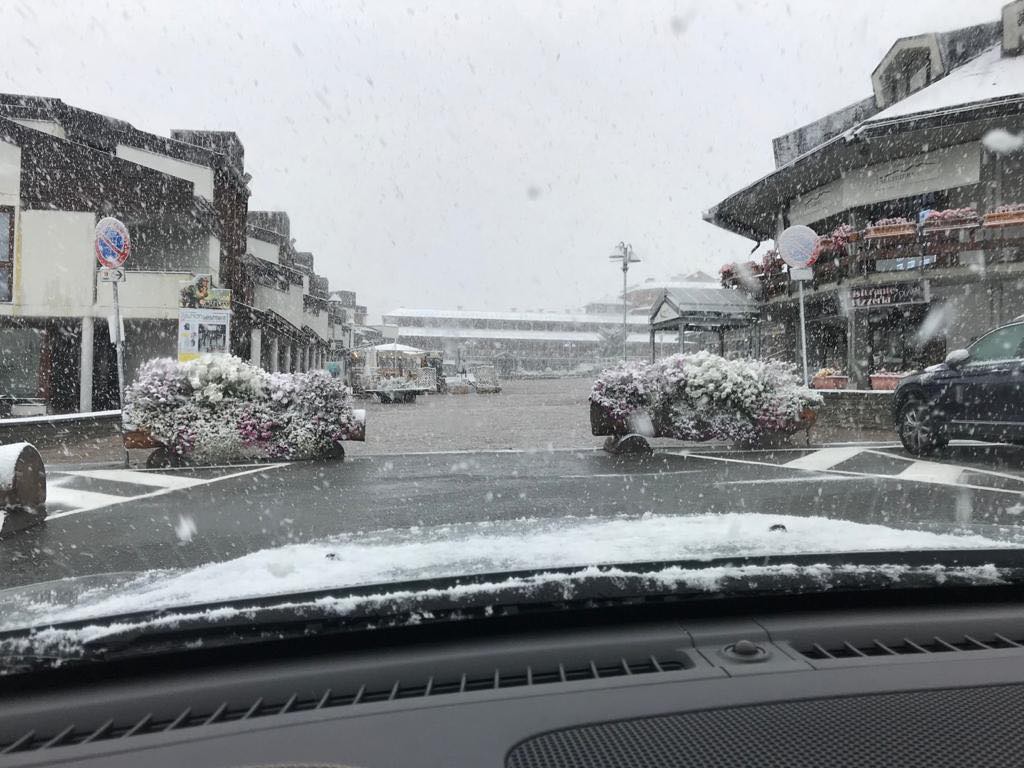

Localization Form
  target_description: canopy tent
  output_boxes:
[373,343,426,354]
[648,287,759,360]
[361,342,428,377]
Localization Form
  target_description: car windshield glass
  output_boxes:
[968,325,1024,363]
[3,0,1024,649]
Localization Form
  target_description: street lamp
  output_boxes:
[608,241,640,361]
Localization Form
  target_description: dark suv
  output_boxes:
[893,318,1024,455]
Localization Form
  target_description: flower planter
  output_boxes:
[869,374,904,391]
[590,353,821,444]
[922,217,979,232]
[811,375,848,390]
[983,211,1024,228]
[125,356,366,465]
[865,224,916,239]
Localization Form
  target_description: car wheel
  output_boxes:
[897,400,941,456]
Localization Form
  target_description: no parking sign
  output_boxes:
[95,217,131,269]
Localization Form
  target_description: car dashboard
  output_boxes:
[4,597,1024,767]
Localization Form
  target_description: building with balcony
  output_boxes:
[705,2,1024,387]
[0,99,233,412]
[0,94,360,412]
[242,211,335,374]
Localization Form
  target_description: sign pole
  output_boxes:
[112,280,128,467]
[776,225,819,388]
[95,217,132,468]
[798,279,809,387]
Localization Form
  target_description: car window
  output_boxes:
[967,325,1024,364]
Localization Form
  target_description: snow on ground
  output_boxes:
[0,512,1016,634]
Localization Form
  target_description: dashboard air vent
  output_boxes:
[0,652,692,755]
[799,633,1024,660]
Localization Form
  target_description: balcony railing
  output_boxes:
[722,216,1024,299]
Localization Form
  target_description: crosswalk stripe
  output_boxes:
[897,461,965,486]
[46,486,127,511]
[64,469,203,490]
[783,447,866,471]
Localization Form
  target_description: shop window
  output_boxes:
[0,207,12,302]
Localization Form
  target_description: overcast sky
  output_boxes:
[1,0,1010,321]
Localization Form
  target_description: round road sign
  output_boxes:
[777,225,819,269]
[95,217,131,269]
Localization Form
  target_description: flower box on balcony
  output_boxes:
[868,373,906,391]
[983,210,1024,228]
[811,375,848,390]
[865,222,916,239]
[921,209,979,232]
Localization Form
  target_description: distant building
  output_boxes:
[382,306,679,373]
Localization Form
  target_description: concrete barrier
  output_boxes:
[0,410,121,448]
[0,442,47,538]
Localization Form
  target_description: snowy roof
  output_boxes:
[385,307,629,325]
[373,343,425,354]
[867,45,1024,123]
[705,45,1024,240]
[650,287,758,330]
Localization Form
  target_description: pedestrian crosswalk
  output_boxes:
[667,443,1024,496]
[44,465,286,519]
[45,468,214,518]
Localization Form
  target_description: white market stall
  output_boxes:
[355,343,433,403]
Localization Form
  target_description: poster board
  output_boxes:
[178,275,232,362]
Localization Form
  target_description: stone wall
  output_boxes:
[814,390,894,438]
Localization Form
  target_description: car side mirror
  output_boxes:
[944,349,970,368]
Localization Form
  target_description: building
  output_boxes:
[382,306,677,373]
[0,94,369,412]
[0,96,237,412]
[705,2,1024,386]
[242,210,335,373]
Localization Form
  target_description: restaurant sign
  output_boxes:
[849,280,929,309]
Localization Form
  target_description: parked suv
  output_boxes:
[893,318,1024,455]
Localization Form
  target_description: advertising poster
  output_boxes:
[178,275,232,362]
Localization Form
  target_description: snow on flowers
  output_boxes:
[591,352,822,442]
[124,355,359,462]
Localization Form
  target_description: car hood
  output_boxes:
[0,512,1016,633]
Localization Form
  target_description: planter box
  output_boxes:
[922,217,979,232]
[983,211,1024,228]
[589,399,815,440]
[865,224,916,239]
[811,375,848,390]
[869,374,904,391]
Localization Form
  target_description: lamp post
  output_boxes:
[608,242,640,361]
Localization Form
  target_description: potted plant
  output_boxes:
[719,262,736,287]
[761,249,785,275]
[983,203,1024,228]
[865,217,916,239]
[868,370,907,390]
[830,223,861,245]
[811,367,849,390]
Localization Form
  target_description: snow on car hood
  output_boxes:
[0,512,1016,633]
